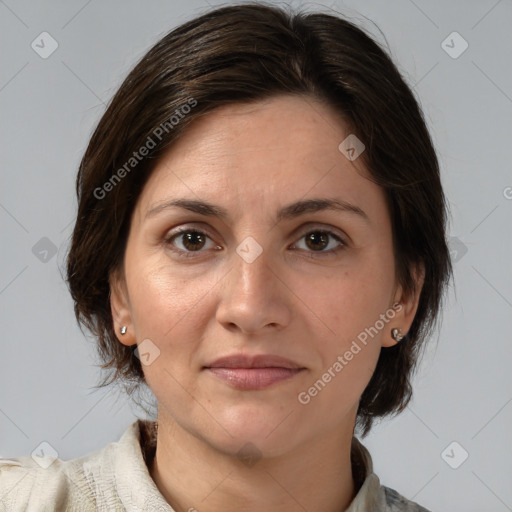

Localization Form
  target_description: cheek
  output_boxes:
[296,253,394,393]
[125,257,221,381]
[300,261,395,343]
[128,258,207,329]
[298,281,385,418]
[126,260,218,401]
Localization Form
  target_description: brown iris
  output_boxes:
[181,231,207,251]
[304,232,329,251]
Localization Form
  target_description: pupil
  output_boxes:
[183,232,205,251]
[306,232,328,251]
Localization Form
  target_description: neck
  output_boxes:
[149,411,357,512]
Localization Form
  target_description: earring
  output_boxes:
[120,326,127,335]
[391,328,404,342]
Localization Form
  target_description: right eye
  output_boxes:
[165,228,221,257]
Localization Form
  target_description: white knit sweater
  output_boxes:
[0,419,430,511]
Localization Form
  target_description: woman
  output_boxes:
[0,3,451,511]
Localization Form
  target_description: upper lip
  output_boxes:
[204,354,304,370]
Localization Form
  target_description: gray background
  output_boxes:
[1,0,511,510]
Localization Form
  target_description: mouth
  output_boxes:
[203,354,306,390]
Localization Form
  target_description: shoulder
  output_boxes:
[0,456,96,511]
[0,429,128,512]
[350,437,432,512]
[381,485,432,512]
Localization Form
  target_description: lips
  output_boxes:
[205,354,303,370]
[204,354,306,390]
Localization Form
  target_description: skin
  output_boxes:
[110,94,423,512]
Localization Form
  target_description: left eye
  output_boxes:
[292,230,344,253]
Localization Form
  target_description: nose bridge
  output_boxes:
[216,235,291,332]
[231,237,276,302]
[229,208,275,292]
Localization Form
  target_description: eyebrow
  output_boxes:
[145,198,369,223]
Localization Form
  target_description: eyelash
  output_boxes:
[164,227,346,259]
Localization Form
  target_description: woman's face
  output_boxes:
[111,95,417,457]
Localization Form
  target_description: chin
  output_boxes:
[208,430,298,462]
[202,405,304,458]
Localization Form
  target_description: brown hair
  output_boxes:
[66,2,452,436]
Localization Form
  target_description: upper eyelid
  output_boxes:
[167,223,346,237]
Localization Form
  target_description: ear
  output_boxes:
[109,267,136,347]
[382,263,425,348]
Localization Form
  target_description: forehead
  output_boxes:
[135,95,385,222]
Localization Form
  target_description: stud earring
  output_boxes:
[391,328,404,342]
[120,326,127,335]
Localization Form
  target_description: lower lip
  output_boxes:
[205,367,304,390]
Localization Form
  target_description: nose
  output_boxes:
[215,244,292,335]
